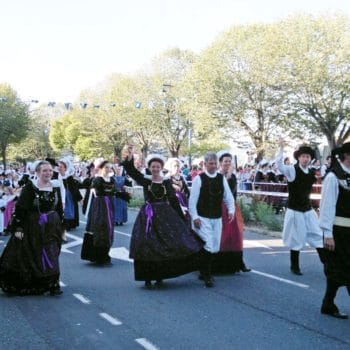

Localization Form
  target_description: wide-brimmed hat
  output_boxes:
[293,145,315,160]
[333,142,350,156]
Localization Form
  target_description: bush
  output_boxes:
[254,202,283,231]
[128,198,144,208]
[237,197,252,224]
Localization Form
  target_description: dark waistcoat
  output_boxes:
[197,173,224,219]
[287,165,316,212]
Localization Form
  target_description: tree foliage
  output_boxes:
[189,14,350,159]
[0,84,30,166]
[279,14,350,148]
[7,106,54,162]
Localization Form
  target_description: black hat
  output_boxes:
[45,157,58,167]
[293,145,315,160]
[336,142,350,154]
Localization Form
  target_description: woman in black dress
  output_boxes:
[82,160,116,265]
[164,158,191,226]
[58,158,82,232]
[122,145,203,289]
[0,160,64,295]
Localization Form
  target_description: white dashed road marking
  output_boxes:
[109,247,133,262]
[135,338,159,350]
[73,293,91,304]
[99,313,122,326]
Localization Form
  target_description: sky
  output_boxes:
[0,0,349,103]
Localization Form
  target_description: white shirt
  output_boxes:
[276,148,309,182]
[319,163,350,238]
[189,170,235,221]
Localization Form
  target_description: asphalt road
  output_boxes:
[1,209,350,350]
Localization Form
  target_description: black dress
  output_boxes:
[123,158,204,282]
[0,181,63,295]
[80,177,93,215]
[169,175,191,228]
[82,176,116,264]
[62,175,82,230]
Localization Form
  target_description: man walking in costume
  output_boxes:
[189,152,235,287]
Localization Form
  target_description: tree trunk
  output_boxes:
[141,144,148,163]
[170,149,179,157]
[325,133,337,151]
[1,142,7,169]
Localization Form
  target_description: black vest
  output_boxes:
[287,165,316,212]
[332,164,350,219]
[197,173,224,219]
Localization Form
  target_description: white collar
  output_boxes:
[205,170,218,178]
[298,165,309,174]
[32,179,53,189]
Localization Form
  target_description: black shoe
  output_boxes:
[145,281,153,289]
[155,280,163,288]
[321,302,348,319]
[240,265,251,273]
[205,279,214,288]
[203,276,214,288]
[291,267,303,275]
[49,288,63,296]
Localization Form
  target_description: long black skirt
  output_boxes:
[323,225,350,286]
[130,202,203,281]
[0,211,62,295]
[81,195,114,264]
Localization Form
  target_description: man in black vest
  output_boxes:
[319,142,350,319]
[189,152,235,287]
[277,140,324,275]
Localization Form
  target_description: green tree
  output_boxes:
[190,23,288,161]
[279,14,350,149]
[7,107,54,161]
[143,48,197,157]
[0,84,30,167]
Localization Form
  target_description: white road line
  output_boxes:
[61,233,83,254]
[99,312,122,326]
[251,270,309,289]
[135,338,159,350]
[243,240,272,249]
[59,281,66,287]
[109,247,133,263]
[261,250,315,255]
[115,230,131,237]
[73,293,91,304]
